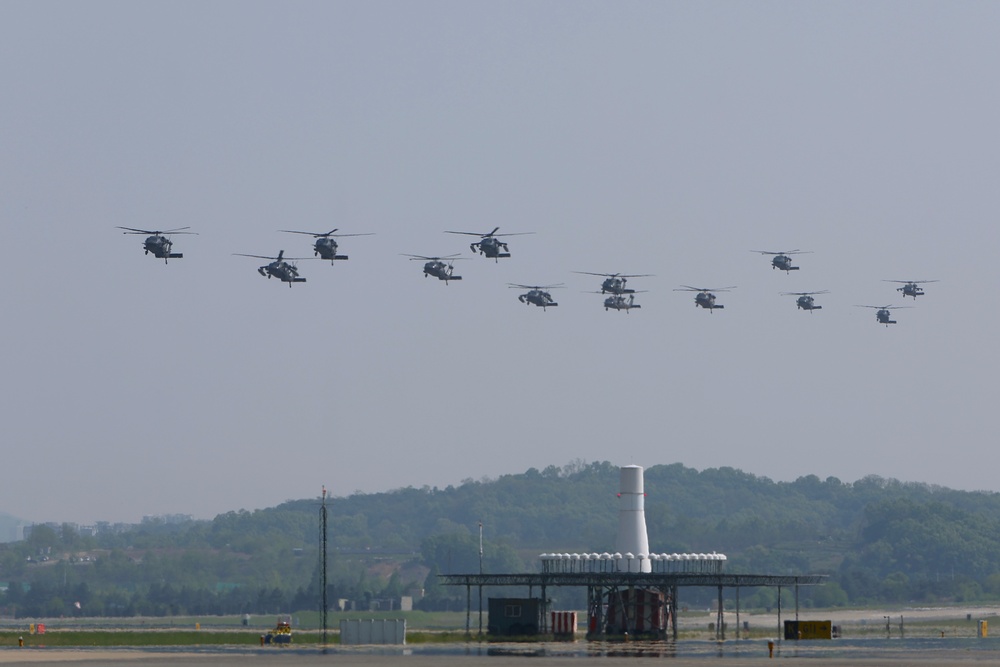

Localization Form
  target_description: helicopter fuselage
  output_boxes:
[604,295,640,312]
[796,296,821,310]
[314,237,348,262]
[423,261,461,282]
[259,261,306,286]
[601,277,634,294]
[143,235,183,261]
[899,283,924,298]
[473,237,511,260]
[694,292,722,311]
[772,255,799,272]
[519,290,557,309]
[876,309,896,325]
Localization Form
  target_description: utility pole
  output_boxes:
[478,521,484,637]
[321,486,328,645]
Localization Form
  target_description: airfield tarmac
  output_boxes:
[4,606,1000,666]
[5,641,1000,666]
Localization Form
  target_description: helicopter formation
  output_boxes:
[118,227,938,324]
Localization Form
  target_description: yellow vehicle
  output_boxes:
[264,619,292,645]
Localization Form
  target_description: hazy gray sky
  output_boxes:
[3,2,998,524]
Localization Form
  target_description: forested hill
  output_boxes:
[280,460,1000,602]
[5,460,1000,616]
[283,460,1000,560]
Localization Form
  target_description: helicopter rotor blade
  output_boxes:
[508,283,565,290]
[117,226,196,235]
[445,229,535,237]
[676,285,736,292]
[752,249,811,255]
[573,271,653,278]
[401,253,464,261]
[234,253,314,261]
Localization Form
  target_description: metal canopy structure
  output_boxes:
[440,571,826,640]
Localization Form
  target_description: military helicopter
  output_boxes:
[278,229,374,264]
[674,286,735,312]
[883,280,938,299]
[752,249,812,273]
[445,227,534,261]
[782,290,828,311]
[509,283,562,310]
[855,304,912,326]
[233,250,310,286]
[401,254,465,283]
[117,227,197,263]
[599,293,644,312]
[573,271,653,295]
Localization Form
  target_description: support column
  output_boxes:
[466,585,471,635]
[660,586,669,639]
[598,585,607,638]
[716,585,724,640]
[541,584,547,633]
[671,584,678,641]
[777,586,782,641]
[795,580,800,624]
[736,585,741,640]
[478,585,483,637]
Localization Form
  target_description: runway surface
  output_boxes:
[5,638,1000,666]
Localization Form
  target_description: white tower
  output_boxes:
[615,465,651,572]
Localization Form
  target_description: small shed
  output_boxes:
[488,598,542,636]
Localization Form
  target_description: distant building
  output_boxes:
[141,514,194,525]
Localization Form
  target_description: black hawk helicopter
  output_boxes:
[401,254,465,283]
[783,290,828,311]
[509,283,562,310]
[233,250,310,286]
[117,227,197,263]
[883,280,938,299]
[855,304,912,326]
[573,271,654,295]
[752,249,812,273]
[674,285,735,312]
[279,228,374,264]
[445,227,534,261]
[599,293,644,312]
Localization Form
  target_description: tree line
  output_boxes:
[4,460,1000,617]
